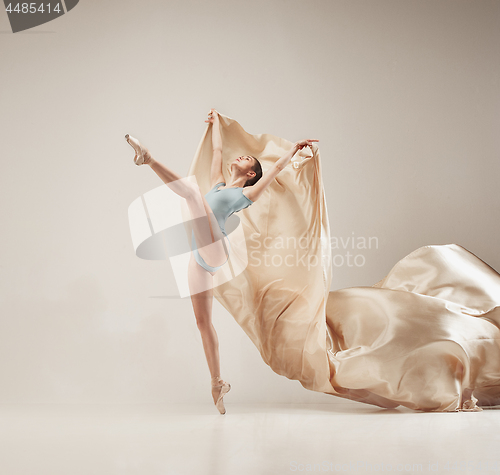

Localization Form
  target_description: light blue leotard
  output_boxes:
[191,182,254,273]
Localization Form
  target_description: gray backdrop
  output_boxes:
[0,0,498,404]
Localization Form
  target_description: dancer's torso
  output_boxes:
[204,182,253,234]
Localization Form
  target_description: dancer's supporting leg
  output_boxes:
[145,154,229,267]
[145,152,227,404]
[187,253,226,404]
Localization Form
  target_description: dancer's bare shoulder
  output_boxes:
[241,187,256,202]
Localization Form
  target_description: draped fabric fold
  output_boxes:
[187,113,500,412]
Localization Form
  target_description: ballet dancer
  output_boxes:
[126,109,317,414]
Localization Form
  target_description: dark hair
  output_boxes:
[244,156,263,187]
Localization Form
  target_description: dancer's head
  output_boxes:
[230,155,262,187]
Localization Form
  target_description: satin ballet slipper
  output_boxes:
[125,134,152,166]
[459,391,483,412]
[211,376,231,415]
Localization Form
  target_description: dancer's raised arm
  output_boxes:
[243,139,318,202]
[205,109,225,188]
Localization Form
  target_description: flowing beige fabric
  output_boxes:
[187,113,500,412]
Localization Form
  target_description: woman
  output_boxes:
[125,109,318,414]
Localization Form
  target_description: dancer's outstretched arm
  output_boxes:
[244,139,318,202]
[205,109,225,188]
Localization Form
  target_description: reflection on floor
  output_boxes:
[0,402,498,475]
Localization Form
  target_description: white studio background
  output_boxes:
[0,0,499,404]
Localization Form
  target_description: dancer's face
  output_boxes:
[232,156,256,178]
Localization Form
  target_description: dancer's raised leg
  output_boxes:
[125,136,229,267]
[147,153,196,200]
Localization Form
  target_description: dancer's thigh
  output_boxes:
[188,253,214,308]
[186,190,230,268]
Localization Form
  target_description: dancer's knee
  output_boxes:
[195,313,212,331]
[184,183,204,203]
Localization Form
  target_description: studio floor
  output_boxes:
[0,402,498,475]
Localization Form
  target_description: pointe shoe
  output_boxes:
[125,134,152,166]
[211,376,231,415]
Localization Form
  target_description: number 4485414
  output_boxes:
[5,3,62,14]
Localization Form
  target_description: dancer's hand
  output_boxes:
[205,109,219,124]
[294,139,319,151]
